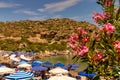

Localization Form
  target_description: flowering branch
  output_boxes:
[69,0,120,79]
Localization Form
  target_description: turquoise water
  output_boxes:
[40,54,87,71]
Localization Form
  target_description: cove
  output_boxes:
[40,54,87,71]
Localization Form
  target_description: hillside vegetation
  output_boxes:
[0,18,98,52]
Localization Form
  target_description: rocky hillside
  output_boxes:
[0,18,98,52]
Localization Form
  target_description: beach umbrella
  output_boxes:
[10,54,16,59]
[5,71,34,80]
[42,61,53,68]
[84,73,96,77]
[26,51,35,55]
[63,64,79,70]
[49,67,68,75]
[10,54,20,62]
[0,64,4,67]
[48,75,76,80]
[0,66,15,75]
[32,60,43,67]
[10,51,19,56]
[17,63,31,69]
[20,55,32,61]
[63,66,71,70]
[43,61,52,65]
[54,62,64,68]
[18,60,28,64]
[4,54,9,57]
[78,71,86,75]
[71,64,79,68]
[31,66,47,72]
[78,71,96,77]
[12,58,20,62]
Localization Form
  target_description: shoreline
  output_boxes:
[33,50,72,59]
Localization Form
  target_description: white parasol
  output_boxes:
[49,67,68,75]
[10,54,20,62]
[0,66,15,75]
[20,55,32,61]
[48,75,76,80]
[17,63,31,69]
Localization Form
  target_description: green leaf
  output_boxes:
[93,75,100,80]
[90,39,96,51]
[106,44,115,53]
[110,33,113,39]
[72,56,81,63]
[99,43,105,49]
[72,55,77,60]
[115,7,120,20]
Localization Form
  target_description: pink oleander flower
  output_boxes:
[81,29,87,35]
[102,58,106,62]
[92,52,103,62]
[69,33,79,43]
[97,53,103,59]
[93,12,109,23]
[82,37,89,43]
[105,0,112,7]
[103,12,110,20]
[69,36,74,43]
[115,42,120,49]
[114,41,120,52]
[77,46,89,56]
[93,12,104,23]
[77,27,82,34]
[77,27,87,35]
[68,43,77,50]
[95,34,100,41]
[100,23,114,34]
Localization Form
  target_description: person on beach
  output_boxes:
[41,70,46,80]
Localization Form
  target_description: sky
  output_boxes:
[0,0,103,24]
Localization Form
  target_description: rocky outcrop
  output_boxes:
[41,31,57,39]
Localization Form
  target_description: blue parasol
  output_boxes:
[31,66,47,72]
[32,60,43,67]
[18,60,28,64]
[78,70,96,77]
[0,64,4,67]
[42,61,53,68]
[71,64,79,68]
[5,71,34,80]
[63,64,80,70]
[54,62,64,68]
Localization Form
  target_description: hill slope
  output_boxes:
[0,18,98,52]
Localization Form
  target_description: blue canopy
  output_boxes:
[78,71,96,77]
[43,61,52,65]
[32,61,43,67]
[63,64,79,70]
[71,64,79,68]
[31,66,47,72]
[78,71,86,75]
[18,60,28,64]
[54,62,64,68]
[10,51,19,56]
[5,71,34,80]
[27,51,35,54]
[42,61,53,68]
[0,64,4,67]
[21,59,29,62]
